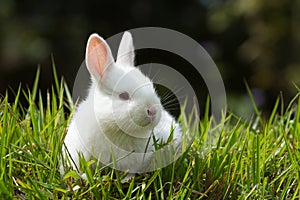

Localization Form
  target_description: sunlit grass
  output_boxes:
[0,66,299,199]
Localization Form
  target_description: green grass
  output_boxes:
[0,66,299,199]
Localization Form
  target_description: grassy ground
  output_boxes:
[0,67,299,199]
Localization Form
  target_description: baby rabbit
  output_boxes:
[62,31,182,174]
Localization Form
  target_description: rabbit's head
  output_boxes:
[85,32,162,138]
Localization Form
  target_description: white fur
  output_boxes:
[62,31,182,173]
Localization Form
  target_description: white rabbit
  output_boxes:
[62,31,182,174]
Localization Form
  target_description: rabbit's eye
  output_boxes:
[119,92,130,100]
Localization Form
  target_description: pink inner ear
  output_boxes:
[87,37,107,77]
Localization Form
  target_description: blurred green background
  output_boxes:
[0,0,299,118]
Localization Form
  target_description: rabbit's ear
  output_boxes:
[86,33,114,79]
[116,31,135,66]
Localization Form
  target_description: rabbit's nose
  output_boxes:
[147,105,157,121]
